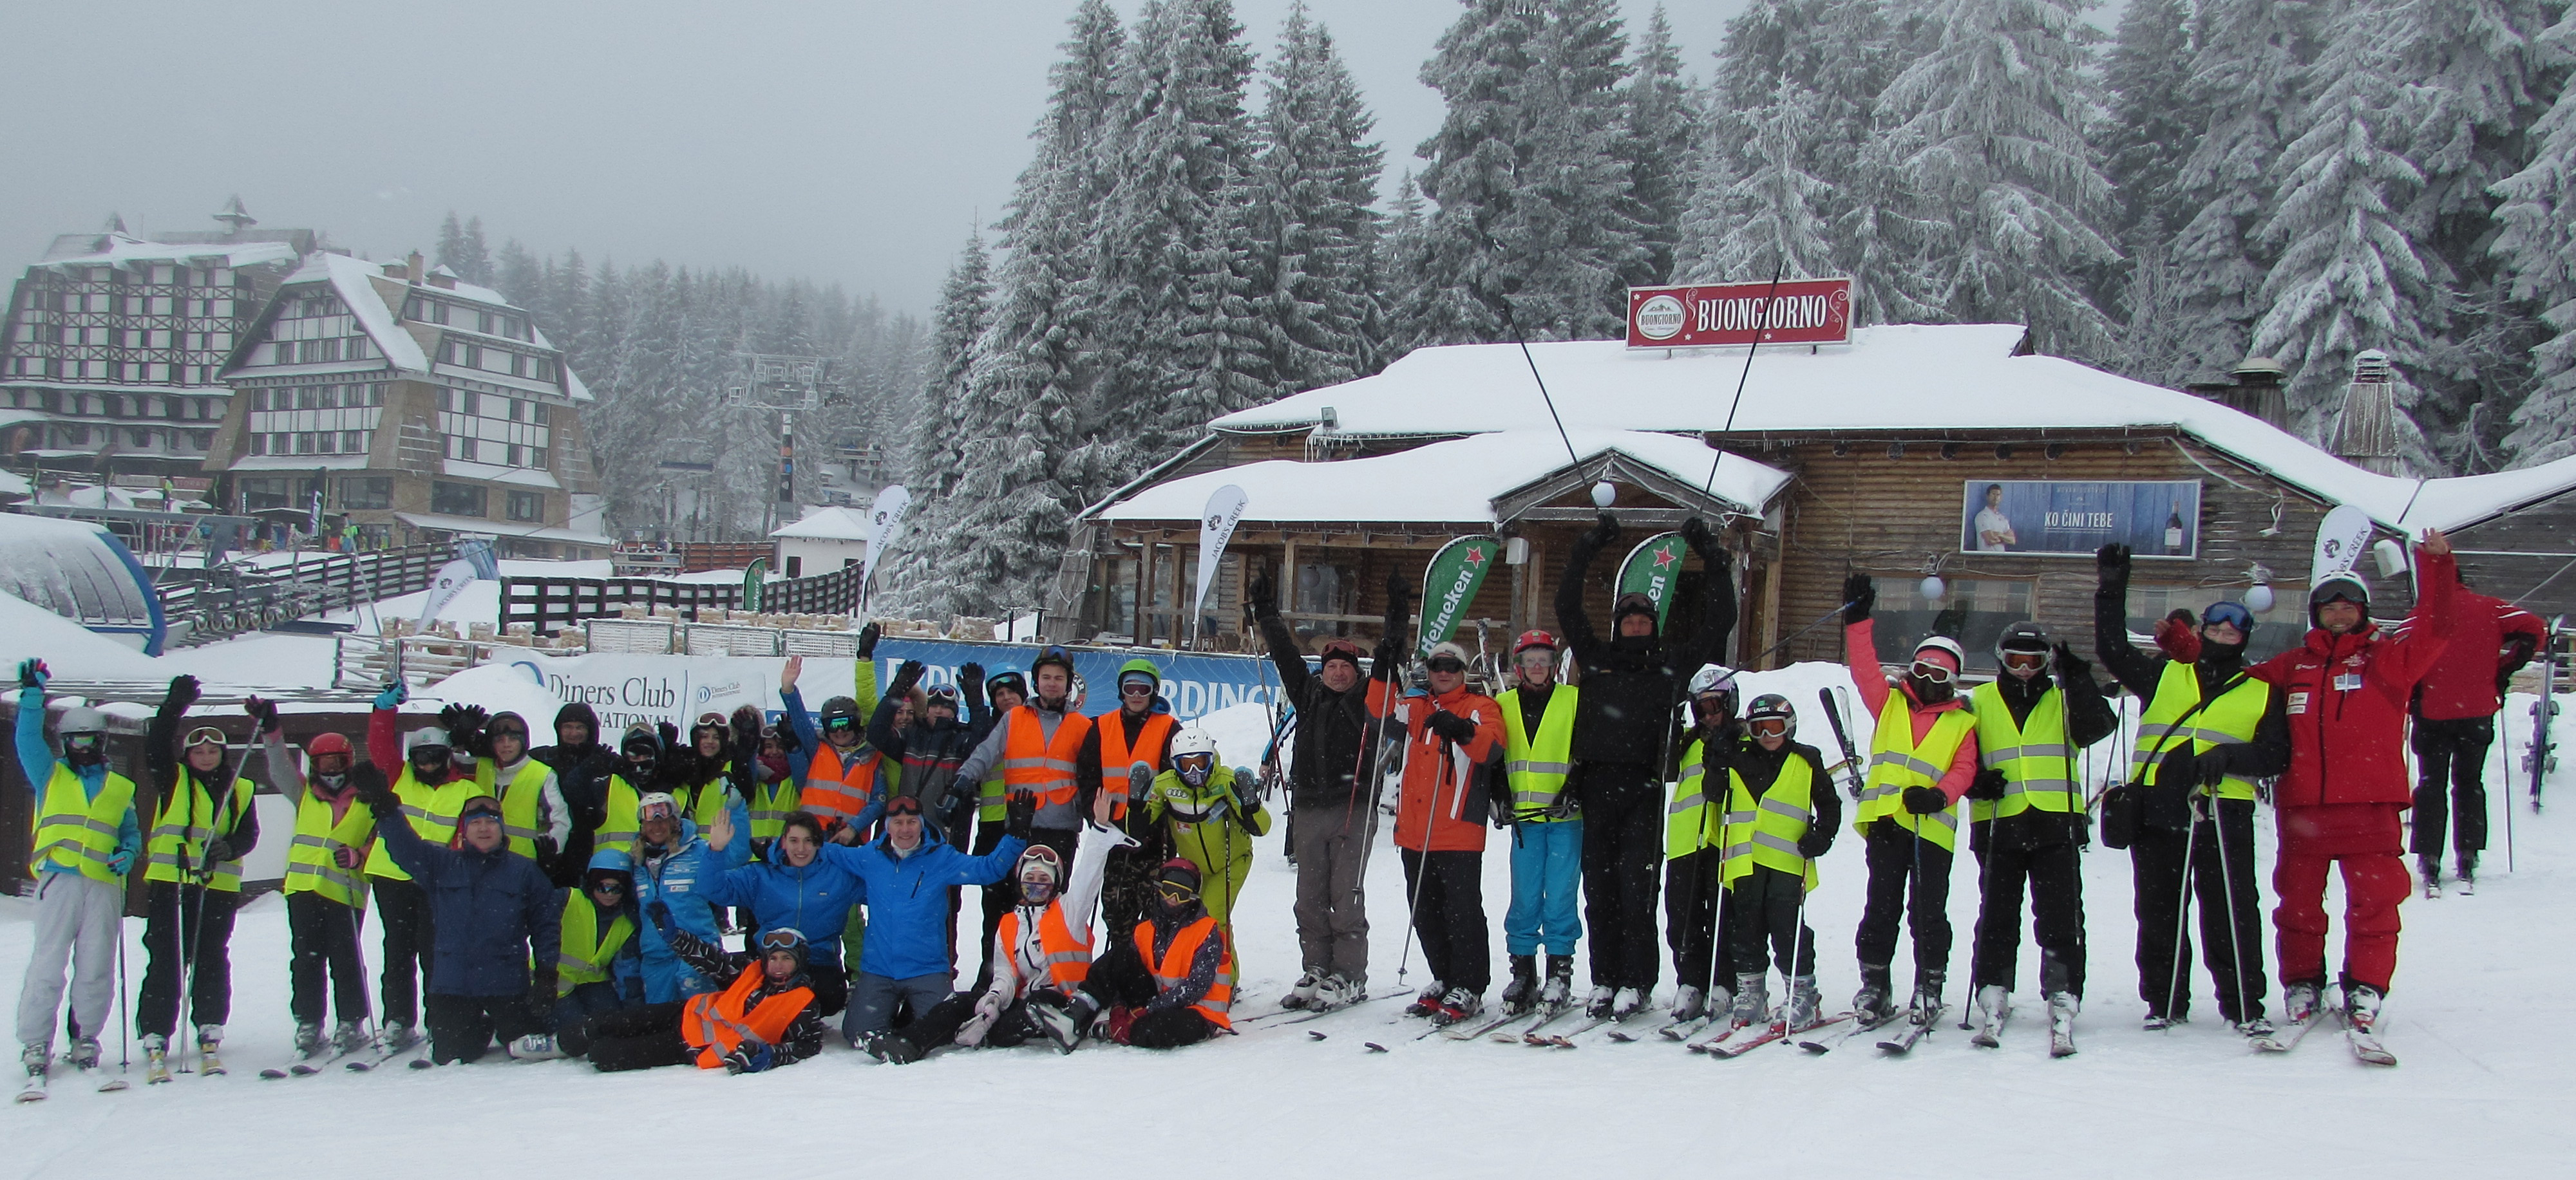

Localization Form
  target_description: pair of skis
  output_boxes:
[16,1064,129,1103]
[1688,1011,1857,1058]
[2248,1007,2395,1067]
[1967,999,2079,1058]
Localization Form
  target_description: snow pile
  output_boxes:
[0,591,165,680]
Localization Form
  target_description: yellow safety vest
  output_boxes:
[596,773,645,861]
[477,757,554,861]
[1719,753,1819,891]
[557,895,634,995]
[750,774,799,842]
[281,787,375,906]
[32,764,137,885]
[1853,693,1975,852]
[363,767,478,881]
[145,767,252,892]
[977,772,1007,823]
[1666,736,1717,859]
[1499,686,1579,823]
[2130,661,2266,803]
[677,771,732,834]
[1967,682,2079,822]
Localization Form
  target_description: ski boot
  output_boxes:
[383,1020,421,1053]
[1431,986,1482,1027]
[506,1033,565,1061]
[1728,972,1770,1031]
[2456,855,2477,896]
[1539,957,1574,1010]
[1282,969,1324,1011]
[2047,991,2081,1057]
[294,1021,325,1060]
[1852,962,1894,1025]
[1034,996,1090,1054]
[1669,984,1707,1024]
[860,1029,921,1065]
[2420,857,2442,899]
[142,1033,172,1083]
[2281,980,2324,1027]
[1972,984,2011,1044]
[333,1020,370,1056]
[16,1043,45,1103]
[1405,979,1448,1018]
[1783,975,1823,1030]
[1500,955,1539,1015]
[1584,986,1616,1020]
[196,1024,226,1075]
[1312,971,1360,1012]
[2344,982,2385,1036]
[67,1036,101,1071]
[1907,969,1946,1026]
[1611,987,1646,1021]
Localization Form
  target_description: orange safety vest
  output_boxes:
[1134,917,1234,1030]
[1096,713,1177,823]
[680,965,815,1069]
[802,742,880,827]
[1003,707,1092,808]
[996,903,1092,991]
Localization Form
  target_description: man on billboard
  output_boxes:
[1973,485,2018,552]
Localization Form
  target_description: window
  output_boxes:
[295,433,315,454]
[506,491,542,521]
[341,430,365,454]
[128,429,153,447]
[531,402,549,425]
[2125,585,2307,662]
[186,431,211,451]
[368,384,387,406]
[455,389,477,417]
[340,477,391,510]
[314,432,336,454]
[239,477,292,511]
[507,444,523,467]
[505,398,522,422]
[249,435,267,456]
[1873,578,2036,673]
[431,481,487,517]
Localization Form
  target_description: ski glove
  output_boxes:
[1678,514,1716,554]
[1901,785,1949,815]
[374,681,407,710]
[1582,512,1620,552]
[2096,543,2132,593]
[855,623,880,660]
[17,657,47,689]
[1426,711,1477,744]
[201,839,233,868]
[1004,789,1037,841]
[2193,747,2232,789]
[332,846,362,871]
[645,900,674,933]
[529,965,557,1013]
[166,674,204,712]
[723,1038,775,1074]
[1967,769,2009,802]
[888,659,926,696]
[2050,642,2092,684]
[1247,571,1278,620]
[108,848,135,876]
[1841,574,1875,625]
[958,662,985,704]
[243,695,281,736]
[1796,827,1834,859]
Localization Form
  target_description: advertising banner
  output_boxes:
[1193,484,1249,628]
[1416,535,1502,660]
[1626,278,1854,348]
[859,484,912,610]
[1615,532,1690,630]
[1960,480,2202,559]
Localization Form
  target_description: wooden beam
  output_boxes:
[1513,507,1699,527]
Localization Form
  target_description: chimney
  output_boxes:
[2331,350,2402,476]
[427,264,458,290]
[212,194,257,237]
[406,250,425,284]
[2184,356,2290,429]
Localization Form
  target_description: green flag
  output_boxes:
[1615,532,1689,631]
[743,557,769,612]
[1416,535,1502,659]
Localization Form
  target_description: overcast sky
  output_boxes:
[1,0,1739,317]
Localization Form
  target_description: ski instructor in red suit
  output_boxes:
[2249,528,2457,1042]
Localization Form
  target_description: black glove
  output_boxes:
[1582,512,1620,551]
[354,770,400,816]
[202,839,234,866]
[17,657,47,689]
[167,674,203,712]
[656,720,681,754]
[888,660,926,696]
[441,704,489,755]
[1841,574,1875,625]
[243,695,281,736]
[958,662,985,704]
[1426,711,1477,744]
[530,965,558,1012]
[2050,642,2091,684]
[1902,785,1949,815]
[730,704,763,749]
[645,900,674,933]
[1249,570,1278,620]
[1678,515,1716,554]
[2193,747,2231,789]
[1968,769,2009,801]
[2096,543,2131,593]
[535,835,560,865]
[856,622,881,660]
[1004,789,1036,841]
[1795,828,1834,859]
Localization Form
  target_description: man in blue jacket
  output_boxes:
[357,765,563,1065]
[694,810,864,1015]
[830,794,1025,1049]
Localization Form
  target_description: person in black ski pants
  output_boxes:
[1557,512,1735,1020]
[531,702,620,888]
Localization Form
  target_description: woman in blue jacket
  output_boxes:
[826,795,1025,1047]
[610,791,750,1004]
[694,810,864,1015]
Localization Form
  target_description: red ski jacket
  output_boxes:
[2396,587,2542,721]
[2251,550,2458,809]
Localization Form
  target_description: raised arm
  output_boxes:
[2376,537,2460,689]
[1555,514,1618,659]
[1249,570,1317,701]
[16,661,56,789]
[148,674,198,798]
[2090,544,2163,699]
[1675,517,1738,671]
[1839,574,1889,715]
[366,682,406,774]
[1062,819,1133,941]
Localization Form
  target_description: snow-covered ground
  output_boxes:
[6,672,2572,1175]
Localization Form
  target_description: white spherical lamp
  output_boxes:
[2244,584,2275,613]
[1590,481,1616,508]
[1918,575,1946,602]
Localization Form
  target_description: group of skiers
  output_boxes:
[6,510,2533,1088]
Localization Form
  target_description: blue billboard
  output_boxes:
[1960,479,2202,559]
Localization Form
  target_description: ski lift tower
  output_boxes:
[725,353,849,536]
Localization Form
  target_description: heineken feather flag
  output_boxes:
[1416,535,1502,659]
[1616,532,1689,631]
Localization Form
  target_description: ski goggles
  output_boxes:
[1999,650,2048,672]
[486,719,529,742]
[62,732,105,753]
[692,711,726,731]
[1908,660,1958,685]
[2202,602,2256,632]
[457,803,504,825]
[637,799,678,822]
[1155,880,1200,903]
[821,714,860,733]
[182,726,228,750]
[587,877,627,895]
[1119,681,1156,698]
[759,929,807,954]
[924,685,961,706]
[1425,656,1468,674]
[1747,716,1792,738]
[1174,753,1216,777]
[985,673,1028,697]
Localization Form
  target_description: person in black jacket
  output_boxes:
[356,764,564,1064]
[1557,513,1736,1019]
[531,702,619,888]
[1251,568,1406,1013]
[136,675,260,1073]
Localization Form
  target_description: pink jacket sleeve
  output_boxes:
[1844,620,1889,715]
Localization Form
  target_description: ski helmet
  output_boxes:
[1171,726,1220,786]
[1512,630,1560,657]
[1031,645,1077,682]
[985,670,1028,706]
[57,706,108,765]
[636,792,679,823]
[2201,601,2257,634]
[689,711,728,749]
[1016,844,1063,903]
[404,727,451,758]
[306,731,354,775]
[1913,636,1967,672]
[1743,693,1796,738]
[2307,570,2371,626]
[1687,664,1738,698]
[1993,621,2050,660]
[817,696,863,738]
[1612,592,1659,632]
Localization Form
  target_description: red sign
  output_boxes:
[1626,279,1853,348]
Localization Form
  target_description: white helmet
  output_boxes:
[1170,727,1220,762]
[1687,664,1738,697]
[1913,636,1967,670]
[57,706,108,736]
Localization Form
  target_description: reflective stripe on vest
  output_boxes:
[363,771,478,881]
[998,903,1092,991]
[1967,682,2079,822]
[1719,754,1819,891]
[1097,713,1177,822]
[1500,686,1579,823]
[478,757,554,860]
[1135,917,1234,1029]
[595,774,643,861]
[32,765,137,884]
[1003,707,1091,807]
[681,965,815,1069]
[558,897,634,993]
[1853,691,1974,851]
[977,774,1007,822]
[2130,662,2267,802]
[281,788,375,905]
[749,776,799,840]
[145,767,251,892]
[1665,739,1714,859]
[802,742,880,822]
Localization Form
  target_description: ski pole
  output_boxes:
[2161,802,2199,1026]
[2500,702,2516,874]
[1391,716,1443,993]
[2204,787,2255,1028]
[116,917,129,1073]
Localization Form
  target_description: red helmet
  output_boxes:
[1512,630,1559,656]
[305,732,353,759]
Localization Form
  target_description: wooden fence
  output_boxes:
[500,563,866,635]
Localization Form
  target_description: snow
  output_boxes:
[6,681,2572,1174]
[2394,452,2576,533]
[0,591,164,680]
[290,252,431,373]
[1099,429,1793,523]
[1205,325,2438,527]
[33,234,298,272]
[390,512,614,548]
[770,505,876,541]
[148,632,342,688]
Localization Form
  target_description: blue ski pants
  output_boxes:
[1504,819,1584,957]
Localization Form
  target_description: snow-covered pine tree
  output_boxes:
[458,218,493,286]
[493,239,542,310]
[1621,6,1700,286]
[911,233,992,503]
[594,261,683,530]
[1874,0,2119,360]
[435,212,470,277]
[546,249,592,375]
[2098,0,2206,385]
[1678,75,1834,284]
[2495,9,2576,462]
[1255,2,1387,395]
[1378,172,1433,353]
[2163,0,2324,383]
[2249,0,2443,466]
[1416,0,1645,344]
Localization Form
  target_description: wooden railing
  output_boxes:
[500,563,865,635]
[156,543,454,645]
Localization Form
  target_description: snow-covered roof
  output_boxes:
[393,512,612,548]
[771,505,875,541]
[1097,429,1791,525]
[32,234,298,272]
[441,459,561,489]
[285,253,431,373]
[1211,324,2433,527]
[2394,454,2576,533]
